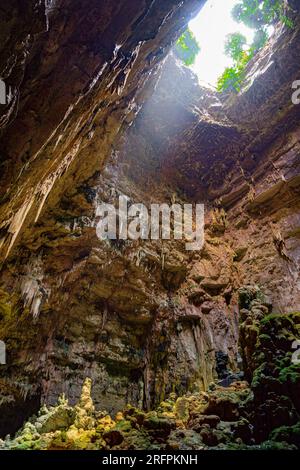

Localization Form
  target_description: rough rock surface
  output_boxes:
[0,0,299,446]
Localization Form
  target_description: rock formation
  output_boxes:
[0,0,299,449]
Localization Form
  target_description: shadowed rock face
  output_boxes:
[0,0,299,441]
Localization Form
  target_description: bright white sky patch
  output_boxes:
[189,0,255,86]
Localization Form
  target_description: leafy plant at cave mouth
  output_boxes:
[175,28,200,66]
[232,0,294,29]
[217,0,293,93]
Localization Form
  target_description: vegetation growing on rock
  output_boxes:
[2,302,299,451]
[239,286,300,442]
[232,0,293,29]
[0,0,299,454]
[175,28,200,66]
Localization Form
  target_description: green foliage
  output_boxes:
[218,0,293,93]
[175,28,200,66]
[270,422,300,447]
[232,0,292,29]
[252,28,268,51]
[279,363,300,385]
[217,48,254,93]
